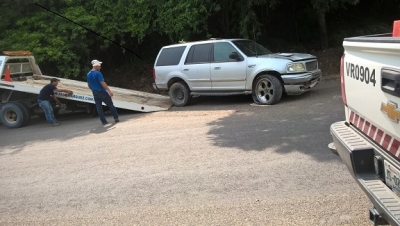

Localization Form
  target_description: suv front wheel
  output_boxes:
[252,74,283,105]
[169,82,192,107]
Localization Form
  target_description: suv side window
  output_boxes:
[213,42,239,62]
[185,43,212,64]
[156,46,186,66]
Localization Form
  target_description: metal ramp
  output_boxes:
[0,74,173,112]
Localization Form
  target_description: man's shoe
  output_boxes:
[102,121,109,125]
[51,123,60,127]
[115,119,120,123]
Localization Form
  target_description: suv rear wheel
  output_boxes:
[252,74,282,105]
[169,82,192,107]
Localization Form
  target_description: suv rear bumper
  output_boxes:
[152,83,159,91]
[330,121,400,225]
[152,82,168,91]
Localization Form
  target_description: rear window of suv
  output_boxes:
[185,43,212,64]
[156,46,186,66]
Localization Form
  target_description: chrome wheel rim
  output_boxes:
[256,78,274,103]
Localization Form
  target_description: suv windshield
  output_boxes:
[232,40,272,57]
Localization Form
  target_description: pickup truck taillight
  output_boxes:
[152,68,156,80]
[340,54,347,105]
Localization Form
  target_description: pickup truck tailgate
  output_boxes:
[344,39,400,147]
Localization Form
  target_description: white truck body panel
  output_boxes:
[330,33,400,225]
[344,39,400,140]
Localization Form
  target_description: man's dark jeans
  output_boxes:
[92,91,119,124]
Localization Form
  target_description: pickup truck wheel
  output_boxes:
[0,103,25,128]
[169,82,191,107]
[252,75,282,105]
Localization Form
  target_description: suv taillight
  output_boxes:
[152,68,156,80]
[340,54,347,105]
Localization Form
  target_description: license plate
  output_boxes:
[384,160,400,196]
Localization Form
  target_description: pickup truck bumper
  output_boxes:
[330,121,400,226]
[282,70,321,95]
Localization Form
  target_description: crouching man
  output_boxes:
[37,78,73,127]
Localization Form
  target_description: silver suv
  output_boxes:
[153,39,321,107]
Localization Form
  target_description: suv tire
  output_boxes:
[169,82,192,107]
[252,74,282,105]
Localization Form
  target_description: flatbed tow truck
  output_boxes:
[0,51,173,128]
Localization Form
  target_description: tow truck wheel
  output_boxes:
[169,81,192,107]
[15,102,31,126]
[86,104,97,117]
[252,74,283,105]
[0,103,25,128]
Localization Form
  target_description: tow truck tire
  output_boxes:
[0,103,25,128]
[169,82,192,107]
[15,102,31,126]
[252,74,283,105]
[86,104,97,117]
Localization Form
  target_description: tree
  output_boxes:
[208,0,280,39]
[311,0,359,49]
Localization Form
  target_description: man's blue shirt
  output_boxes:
[87,70,106,92]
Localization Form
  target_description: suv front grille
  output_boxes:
[306,61,318,71]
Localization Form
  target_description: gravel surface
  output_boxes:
[0,77,372,225]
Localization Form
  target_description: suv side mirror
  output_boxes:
[229,52,241,61]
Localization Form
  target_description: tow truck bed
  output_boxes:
[0,74,172,112]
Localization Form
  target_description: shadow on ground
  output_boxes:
[204,79,343,161]
[0,109,144,156]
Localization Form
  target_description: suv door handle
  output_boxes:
[183,69,189,71]
[214,67,221,70]
[382,67,400,97]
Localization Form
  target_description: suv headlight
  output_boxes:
[287,63,305,72]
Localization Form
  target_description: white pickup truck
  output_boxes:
[330,32,400,225]
[0,51,172,128]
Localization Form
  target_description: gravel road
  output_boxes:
[0,77,372,225]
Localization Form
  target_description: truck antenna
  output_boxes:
[35,3,142,59]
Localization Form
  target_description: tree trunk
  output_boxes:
[317,10,328,50]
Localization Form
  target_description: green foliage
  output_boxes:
[311,0,359,12]
[0,1,95,78]
[154,0,219,42]
[0,0,398,84]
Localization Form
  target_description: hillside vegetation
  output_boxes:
[0,0,398,91]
